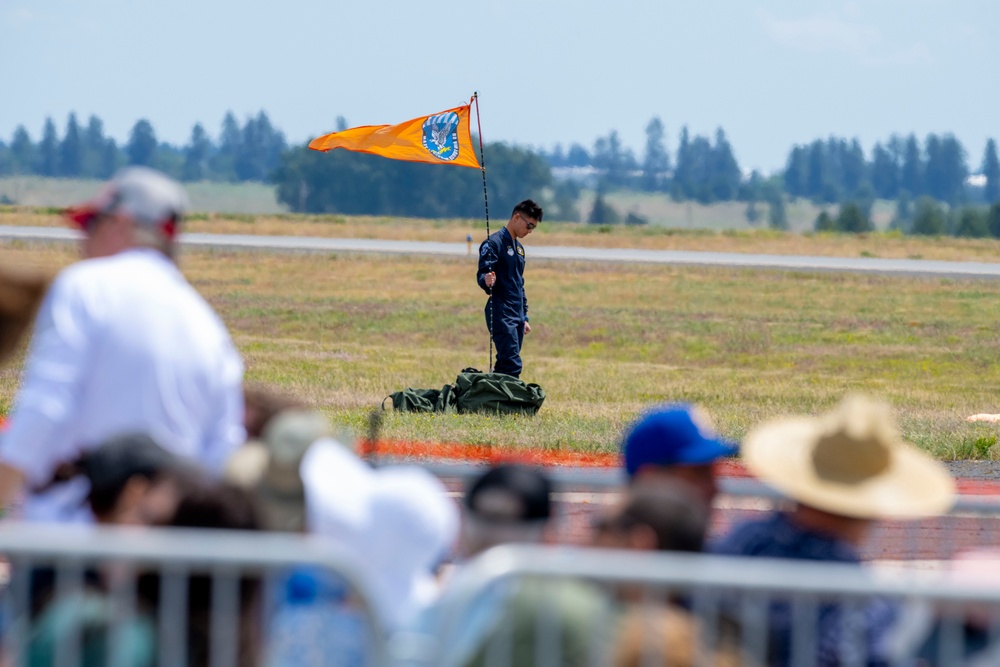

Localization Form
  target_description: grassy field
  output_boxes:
[578,190,897,233]
[3,226,1000,461]
[0,177,285,214]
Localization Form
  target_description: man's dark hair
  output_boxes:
[82,432,186,518]
[465,463,553,524]
[512,199,543,222]
[598,483,709,553]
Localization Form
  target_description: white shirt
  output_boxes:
[0,248,245,522]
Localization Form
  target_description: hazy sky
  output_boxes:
[2,0,996,173]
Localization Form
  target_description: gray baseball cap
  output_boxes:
[65,166,190,237]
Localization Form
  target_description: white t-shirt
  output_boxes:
[0,248,245,522]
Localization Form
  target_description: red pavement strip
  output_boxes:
[376,438,1000,562]
[368,438,1000,496]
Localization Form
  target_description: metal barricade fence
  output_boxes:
[0,525,388,667]
[402,544,1000,667]
[417,462,1000,562]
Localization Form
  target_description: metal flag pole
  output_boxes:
[473,91,494,373]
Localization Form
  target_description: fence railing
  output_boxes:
[2,521,1000,666]
[403,544,1000,667]
[0,524,388,667]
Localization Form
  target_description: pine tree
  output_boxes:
[835,201,873,233]
[38,118,59,176]
[870,142,899,200]
[814,210,836,232]
[83,116,108,177]
[588,183,619,224]
[126,119,158,166]
[671,126,690,200]
[10,126,35,174]
[900,134,922,198]
[183,123,212,181]
[100,138,121,177]
[711,128,741,202]
[911,197,946,235]
[981,139,999,204]
[766,190,788,230]
[641,117,669,192]
[806,140,826,202]
[783,146,808,199]
[988,202,1000,238]
[59,113,84,177]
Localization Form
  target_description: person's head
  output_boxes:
[224,409,330,532]
[241,384,307,440]
[82,432,200,525]
[461,463,554,557]
[592,482,709,553]
[0,265,50,365]
[743,394,956,540]
[622,405,737,505]
[508,199,543,239]
[64,166,189,260]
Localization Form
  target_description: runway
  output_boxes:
[4,224,1000,278]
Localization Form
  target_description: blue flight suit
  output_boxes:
[477,227,528,378]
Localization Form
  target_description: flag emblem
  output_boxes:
[422,112,461,162]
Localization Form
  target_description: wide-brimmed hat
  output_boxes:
[224,409,331,532]
[743,395,954,519]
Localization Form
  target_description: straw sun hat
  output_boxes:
[742,395,955,520]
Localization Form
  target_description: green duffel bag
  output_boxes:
[454,369,546,416]
[385,384,458,413]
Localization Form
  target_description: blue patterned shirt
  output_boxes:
[713,512,898,667]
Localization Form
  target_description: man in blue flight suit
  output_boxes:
[476,200,542,379]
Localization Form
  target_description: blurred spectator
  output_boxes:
[714,395,955,667]
[592,483,708,554]
[27,480,261,667]
[613,604,743,667]
[460,463,553,558]
[0,167,245,523]
[403,464,611,667]
[81,432,199,525]
[0,265,50,433]
[0,264,50,365]
[226,410,370,667]
[622,404,737,506]
[226,409,328,532]
[301,437,458,632]
[241,384,307,442]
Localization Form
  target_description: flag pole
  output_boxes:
[473,91,494,373]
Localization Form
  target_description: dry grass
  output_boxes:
[3,236,1000,460]
[5,207,1000,262]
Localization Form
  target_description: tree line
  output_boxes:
[1,113,997,229]
[0,112,287,183]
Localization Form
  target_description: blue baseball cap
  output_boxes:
[622,404,738,478]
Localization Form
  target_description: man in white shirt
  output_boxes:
[0,167,245,522]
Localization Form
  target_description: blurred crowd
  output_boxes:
[0,168,996,667]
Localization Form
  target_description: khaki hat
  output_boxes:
[224,409,331,532]
[0,265,50,364]
[743,395,955,519]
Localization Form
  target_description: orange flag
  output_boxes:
[308,103,481,169]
